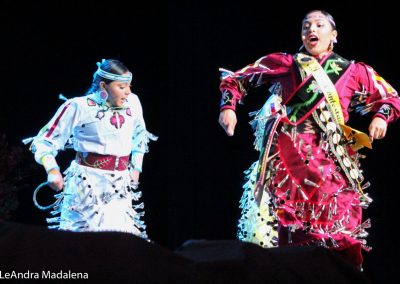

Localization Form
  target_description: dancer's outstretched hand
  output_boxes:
[369,116,387,142]
[219,109,237,136]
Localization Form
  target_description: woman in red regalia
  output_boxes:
[218,10,400,268]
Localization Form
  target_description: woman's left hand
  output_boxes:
[368,117,387,142]
[130,170,140,189]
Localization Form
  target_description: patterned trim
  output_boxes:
[45,102,72,138]
[377,104,392,121]
[76,152,130,171]
[220,90,236,109]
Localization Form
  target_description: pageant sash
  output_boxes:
[285,52,349,123]
[293,53,371,150]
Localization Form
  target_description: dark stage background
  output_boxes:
[1,0,398,283]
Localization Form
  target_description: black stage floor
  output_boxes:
[0,221,369,283]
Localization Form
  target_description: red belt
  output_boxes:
[76,152,130,171]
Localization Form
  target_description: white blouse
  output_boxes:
[30,92,153,171]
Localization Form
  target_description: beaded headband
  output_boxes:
[94,59,132,82]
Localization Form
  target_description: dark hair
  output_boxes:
[304,10,336,30]
[86,59,129,95]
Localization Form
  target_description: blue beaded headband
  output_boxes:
[94,59,132,82]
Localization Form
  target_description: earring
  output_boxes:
[299,44,305,52]
[99,89,108,105]
[329,40,334,51]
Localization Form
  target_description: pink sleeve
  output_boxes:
[219,53,293,111]
[355,62,400,123]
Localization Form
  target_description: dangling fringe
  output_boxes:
[355,104,373,115]
[218,68,234,80]
[132,124,158,154]
[237,86,285,247]
[238,161,278,248]
[59,93,68,101]
[22,137,34,145]
[349,87,374,115]
[249,91,283,151]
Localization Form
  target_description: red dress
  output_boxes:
[219,51,400,267]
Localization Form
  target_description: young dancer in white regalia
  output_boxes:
[25,59,157,238]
